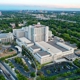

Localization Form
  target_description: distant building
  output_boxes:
[0,32,14,43]
[10,23,16,28]
[31,14,50,20]
[60,12,68,16]
[18,23,24,27]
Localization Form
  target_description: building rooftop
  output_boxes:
[31,45,40,49]
[56,42,73,50]
[19,37,31,44]
[75,50,80,56]
[33,22,46,28]
[0,33,7,38]
[36,41,62,56]
[37,51,49,57]
[48,41,68,52]
[65,42,77,49]
[64,54,78,60]
[0,33,12,39]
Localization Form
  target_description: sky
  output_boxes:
[0,0,80,10]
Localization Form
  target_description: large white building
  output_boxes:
[35,41,74,60]
[13,22,52,42]
[15,23,75,64]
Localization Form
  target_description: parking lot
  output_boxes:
[41,62,77,77]
[8,57,35,78]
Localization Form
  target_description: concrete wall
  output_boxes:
[16,39,23,47]
[45,26,49,42]
[34,53,52,64]
[1,38,13,43]
[53,49,74,60]
[16,31,25,38]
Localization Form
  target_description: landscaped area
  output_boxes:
[6,57,35,79]
[73,58,80,68]
[37,62,80,80]
[14,57,29,72]
[0,48,17,58]
[0,74,6,80]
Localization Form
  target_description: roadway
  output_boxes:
[0,62,17,80]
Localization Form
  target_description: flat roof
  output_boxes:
[36,41,62,55]
[34,25,45,28]
[75,50,80,54]
[64,54,78,59]
[65,42,77,48]
[37,51,49,57]
[0,33,7,38]
[48,41,68,52]
[55,58,67,63]
[33,23,46,28]
[57,42,73,50]
[19,37,31,44]
[31,45,40,49]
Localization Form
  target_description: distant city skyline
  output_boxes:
[0,0,80,10]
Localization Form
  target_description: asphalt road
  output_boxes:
[0,62,17,80]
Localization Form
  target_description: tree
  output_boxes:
[77,42,80,49]
[30,72,35,77]
[0,75,6,80]
[17,73,28,80]
[46,70,51,74]
[24,65,29,72]
[62,33,71,41]
[31,63,35,68]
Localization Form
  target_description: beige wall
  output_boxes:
[1,38,13,43]
[41,56,52,64]
[34,53,52,64]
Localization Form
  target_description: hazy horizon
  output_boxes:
[0,0,80,11]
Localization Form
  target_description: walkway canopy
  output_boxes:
[15,46,22,52]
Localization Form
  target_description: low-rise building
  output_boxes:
[34,51,52,64]
[0,32,14,43]
[16,37,34,47]
[28,45,41,54]
[18,23,24,27]
[10,23,16,28]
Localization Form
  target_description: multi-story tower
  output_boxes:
[27,22,49,42]
[13,22,52,42]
